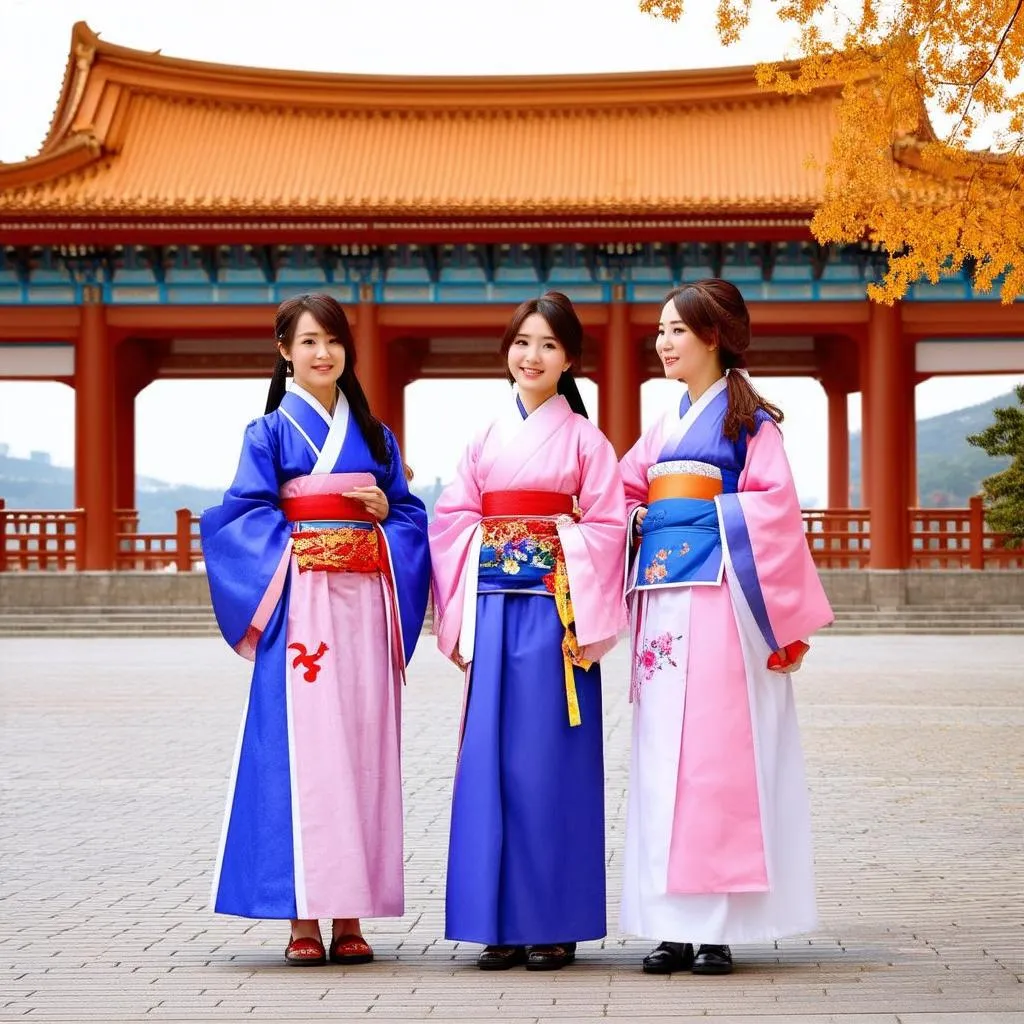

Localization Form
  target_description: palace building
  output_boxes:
[2,22,1022,569]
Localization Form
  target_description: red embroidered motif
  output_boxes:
[288,641,329,682]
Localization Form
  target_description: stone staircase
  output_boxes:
[0,605,220,638]
[1,602,1022,637]
[824,604,1024,634]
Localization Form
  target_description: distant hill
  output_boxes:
[849,392,1014,506]
[0,449,447,530]
[1,392,1015,523]
[0,449,227,533]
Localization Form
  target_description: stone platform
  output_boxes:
[1,636,1022,1023]
[2,569,1024,610]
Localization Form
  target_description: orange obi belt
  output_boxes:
[479,490,586,728]
[280,493,380,574]
[646,461,724,504]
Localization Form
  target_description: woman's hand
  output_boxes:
[634,507,648,535]
[344,486,389,520]
[767,640,809,674]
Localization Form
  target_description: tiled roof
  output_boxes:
[0,23,839,224]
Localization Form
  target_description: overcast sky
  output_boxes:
[1,0,1021,504]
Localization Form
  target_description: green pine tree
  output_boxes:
[967,385,1024,547]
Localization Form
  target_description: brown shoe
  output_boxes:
[525,942,577,971]
[477,945,527,970]
[284,935,327,966]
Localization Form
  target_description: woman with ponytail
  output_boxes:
[618,280,833,976]
[200,294,430,966]
[429,291,626,971]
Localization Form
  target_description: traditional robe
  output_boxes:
[429,393,627,945]
[619,375,833,944]
[200,383,430,920]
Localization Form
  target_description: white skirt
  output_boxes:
[620,582,817,944]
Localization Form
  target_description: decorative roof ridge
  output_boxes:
[0,131,103,190]
[48,21,841,117]
[124,85,832,121]
[38,22,102,155]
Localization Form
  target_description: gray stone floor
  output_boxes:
[1,635,1022,1023]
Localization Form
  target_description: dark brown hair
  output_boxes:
[265,293,389,464]
[664,279,783,441]
[499,291,589,418]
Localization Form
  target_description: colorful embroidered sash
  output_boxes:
[479,490,587,728]
[281,493,381,574]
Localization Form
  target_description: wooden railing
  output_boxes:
[1,502,200,572]
[801,496,1021,570]
[1,498,1020,571]
[114,508,202,571]
[910,496,1022,569]
[803,508,871,569]
[0,499,85,571]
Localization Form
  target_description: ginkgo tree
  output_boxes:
[639,1,1024,303]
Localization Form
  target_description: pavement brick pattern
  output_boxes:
[1,634,1021,1023]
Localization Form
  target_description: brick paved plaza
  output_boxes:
[1,634,1022,1023]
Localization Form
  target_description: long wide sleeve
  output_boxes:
[378,428,431,666]
[716,420,834,652]
[199,419,291,656]
[427,439,484,661]
[558,432,628,656]
[619,430,655,519]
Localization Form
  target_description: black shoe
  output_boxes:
[642,941,694,975]
[525,941,577,971]
[691,944,733,975]
[477,945,527,970]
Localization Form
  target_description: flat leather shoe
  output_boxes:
[525,942,577,971]
[642,941,694,974]
[691,944,733,975]
[329,933,374,965]
[477,945,527,970]
[284,935,327,966]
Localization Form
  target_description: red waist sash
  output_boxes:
[479,488,585,728]
[481,490,575,519]
[280,493,375,524]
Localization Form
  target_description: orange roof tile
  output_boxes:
[0,23,841,229]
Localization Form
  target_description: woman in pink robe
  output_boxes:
[429,292,627,972]
[619,280,833,976]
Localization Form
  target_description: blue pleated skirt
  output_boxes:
[445,592,606,945]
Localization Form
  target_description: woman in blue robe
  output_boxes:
[200,294,429,965]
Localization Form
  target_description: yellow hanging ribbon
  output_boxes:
[551,552,590,727]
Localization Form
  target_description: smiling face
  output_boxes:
[655,298,719,383]
[506,312,570,403]
[280,310,345,393]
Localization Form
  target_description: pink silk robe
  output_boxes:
[429,394,628,667]
[619,389,833,944]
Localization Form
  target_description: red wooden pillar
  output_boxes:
[857,336,872,507]
[75,298,116,570]
[354,289,387,422]
[387,371,407,456]
[113,339,159,516]
[599,291,641,458]
[825,383,850,507]
[114,375,136,513]
[865,301,911,569]
[907,371,918,507]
